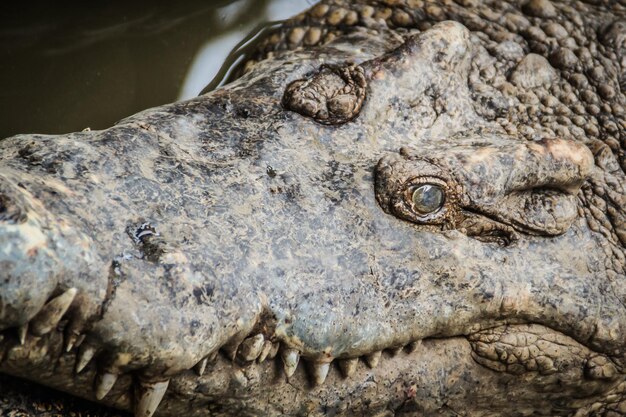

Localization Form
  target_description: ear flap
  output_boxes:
[282,21,474,126]
[282,64,366,125]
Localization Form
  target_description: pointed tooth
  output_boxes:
[309,361,331,385]
[135,380,169,417]
[364,351,382,368]
[65,334,77,352]
[268,342,280,359]
[66,332,85,352]
[406,340,422,353]
[75,334,86,348]
[95,372,118,400]
[207,350,218,362]
[281,348,300,377]
[257,341,273,363]
[75,346,96,373]
[66,314,87,349]
[18,323,28,345]
[31,288,78,336]
[231,368,248,387]
[238,334,265,362]
[338,358,359,378]
[195,357,208,376]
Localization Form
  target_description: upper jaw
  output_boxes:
[1,140,616,416]
[0,140,622,387]
[0,167,108,338]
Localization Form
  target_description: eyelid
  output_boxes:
[374,153,460,227]
[403,177,448,204]
[401,177,451,224]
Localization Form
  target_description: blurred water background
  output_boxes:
[0,0,312,137]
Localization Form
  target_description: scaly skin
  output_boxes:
[1,0,626,416]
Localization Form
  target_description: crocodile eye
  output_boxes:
[411,184,444,215]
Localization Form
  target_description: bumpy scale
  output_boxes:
[1,0,626,416]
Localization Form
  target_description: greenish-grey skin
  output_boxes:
[1,0,626,416]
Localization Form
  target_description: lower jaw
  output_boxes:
[1,324,623,417]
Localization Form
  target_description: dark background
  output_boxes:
[0,0,310,138]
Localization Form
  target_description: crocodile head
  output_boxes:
[1,20,625,416]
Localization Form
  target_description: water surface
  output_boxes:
[0,0,311,138]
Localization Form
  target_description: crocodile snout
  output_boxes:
[0,175,60,331]
[0,187,27,225]
[0,172,107,348]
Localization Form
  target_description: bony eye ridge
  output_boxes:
[411,184,445,214]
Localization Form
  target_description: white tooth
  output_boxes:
[195,357,208,376]
[406,340,422,353]
[18,323,28,345]
[65,334,77,352]
[75,334,86,348]
[66,332,84,352]
[207,350,218,362]
[238,334,265,362]
[364,351,382,368]
[281,348,300,377]
[257,341,273,363]
[75,346,96,373]
[231,368,248,387]
[338,358,358,378]
[268,342,280,359]
[310,361,331,385]
[31,288,78,336]
[135,380,169,417]
[95,372,118,400]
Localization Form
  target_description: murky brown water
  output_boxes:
[0,0,311,138]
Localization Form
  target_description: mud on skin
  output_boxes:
[1,0,626,416]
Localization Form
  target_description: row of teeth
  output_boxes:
[1,288,423,417]
[215,332,422,384]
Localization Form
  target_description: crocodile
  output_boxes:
[1,0,626,416]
